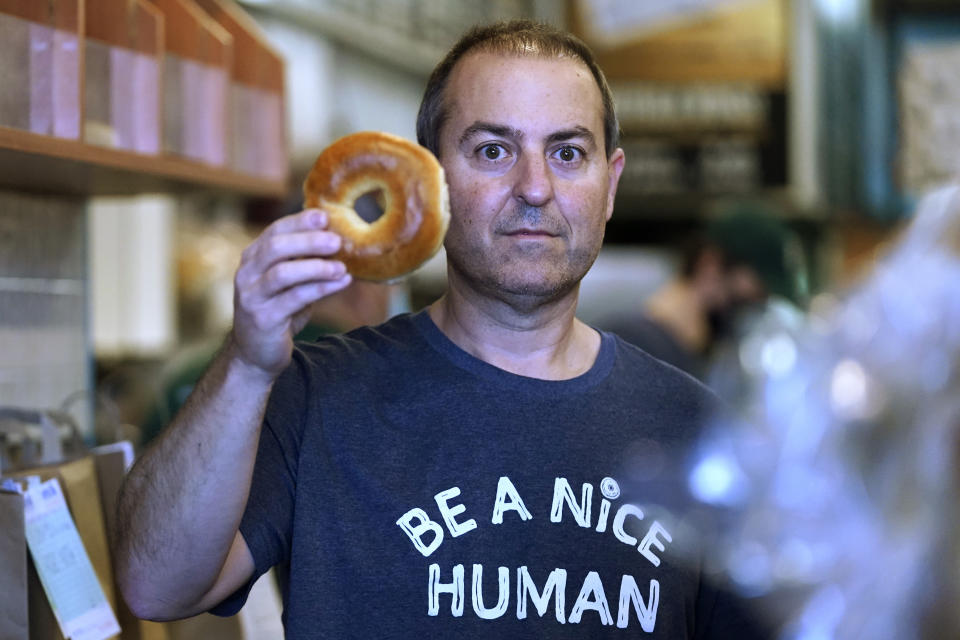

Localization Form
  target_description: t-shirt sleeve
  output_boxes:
[208,353,310,616]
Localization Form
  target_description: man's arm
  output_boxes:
[114,209,350,621]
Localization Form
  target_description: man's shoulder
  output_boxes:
[600,313,704,378]
[601,332,724,452]
[285,312,425,377]
[606,330,719,404]
[298,312,418,353]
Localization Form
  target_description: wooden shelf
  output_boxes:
[0,126,286,198]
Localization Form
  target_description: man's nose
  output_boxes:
[512,153,553,207]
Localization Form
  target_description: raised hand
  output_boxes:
[230,208,352,378]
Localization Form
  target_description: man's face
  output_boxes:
[437,52,625,306]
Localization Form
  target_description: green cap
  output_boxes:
[705,206,803,303]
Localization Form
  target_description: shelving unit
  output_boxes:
[568,0,790,217]
[0,0,288,199]
[0,0,289,447]
[0,125,286,197]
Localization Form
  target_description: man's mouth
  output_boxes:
[503,228,556,237]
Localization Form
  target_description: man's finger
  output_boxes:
[261,208,329,238]
[256,259,348,299]
[267,274,354,322]
[239,231,343,284]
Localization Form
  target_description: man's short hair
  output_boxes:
[416,20,620,159]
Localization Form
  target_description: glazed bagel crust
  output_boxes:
[303,131,450,281]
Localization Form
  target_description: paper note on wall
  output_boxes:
[23,478,121,640]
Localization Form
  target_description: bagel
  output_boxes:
[303,131,450,281]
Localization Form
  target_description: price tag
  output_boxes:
[23,478,121,640]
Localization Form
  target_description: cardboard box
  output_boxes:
[0,488,28,640]
[8,456,119,640]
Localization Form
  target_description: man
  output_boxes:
[115,21,765,638]
[602,209,800,379]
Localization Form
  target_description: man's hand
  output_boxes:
[231,208,351,378]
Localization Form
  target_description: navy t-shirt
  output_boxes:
[598,313,704,380]
[211,311,763,638]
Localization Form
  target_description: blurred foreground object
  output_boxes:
[690,185,960,639]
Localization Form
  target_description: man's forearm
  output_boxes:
[114,335,274,619]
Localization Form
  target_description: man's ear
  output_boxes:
[604,147,626,222]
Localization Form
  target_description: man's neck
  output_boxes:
[427,278,601,381]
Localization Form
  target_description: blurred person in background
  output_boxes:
[601,207,804,381]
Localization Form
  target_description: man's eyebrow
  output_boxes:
[458,121,523,146]
[545,126,596,147]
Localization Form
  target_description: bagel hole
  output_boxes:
[354,189,386,223]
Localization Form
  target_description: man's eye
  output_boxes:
[480,144,506,160]
[555,146,582,162]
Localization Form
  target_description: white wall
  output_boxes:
[254,16,427,173]
[89,195,176,358]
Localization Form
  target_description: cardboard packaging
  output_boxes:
[7,456,118,640]
[0,488,28,640]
